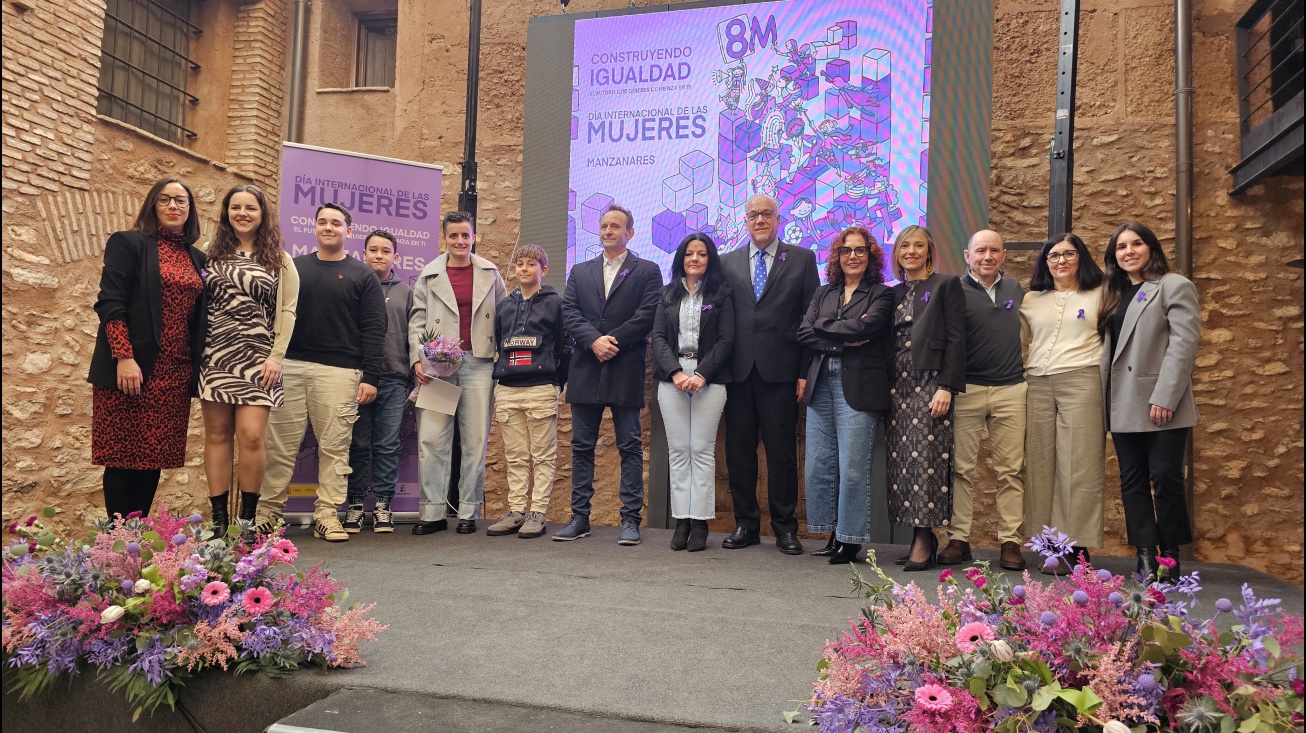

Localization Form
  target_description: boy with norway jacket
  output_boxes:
[486,244,571,539]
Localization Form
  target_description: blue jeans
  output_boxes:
[570,402,643,524]
[346,379,408,504]
[804,357,879,544]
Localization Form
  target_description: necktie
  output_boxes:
[753,250,767,300]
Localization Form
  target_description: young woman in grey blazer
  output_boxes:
[1099,222,1200,580]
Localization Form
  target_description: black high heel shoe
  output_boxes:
[902,532,938,572]
[811,531,838,557]
[828,541,862,565]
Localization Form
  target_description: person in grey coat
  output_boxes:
[1099,222,1200,581]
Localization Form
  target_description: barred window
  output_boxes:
[96,0,200,144]
[356,13,398,88]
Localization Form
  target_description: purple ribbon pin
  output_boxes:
[1137,290,1147,303]
[701,303,713,311]
[1004,299,1014,310]
[779,251,788,262]
[1077,308,1085,319]
[619,268,630,278]
[921,291,932,303]
[198,268,207,283]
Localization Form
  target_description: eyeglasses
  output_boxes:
[1045,250,1079,263]
[838,246,870,258]
[744,210,776,222]
[156,194,191,208]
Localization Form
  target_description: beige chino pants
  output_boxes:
[950,382,1027,544]
[494,384,560,514]
[1024,367,1106,548]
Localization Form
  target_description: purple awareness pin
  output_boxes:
[1137,290,1147,303]
[619,268,630,278]
[921,291,932,303]
[1077,308,1085,319]
[779,251,788,262]
[1004,299,1014,310]
[702,303,713,311]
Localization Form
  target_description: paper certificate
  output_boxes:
[415,378,462,415]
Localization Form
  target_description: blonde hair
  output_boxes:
[891,225,939,281]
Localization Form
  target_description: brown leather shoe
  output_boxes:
[999,542,1027,571]
[936,539,972,565]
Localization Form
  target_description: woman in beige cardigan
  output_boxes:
[197,185,299,537]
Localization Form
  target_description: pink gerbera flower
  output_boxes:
[243,586,275,616]
[271,539,298,564]
[201,581,230,606]
[914,684,954,713]
[954,621,996,653]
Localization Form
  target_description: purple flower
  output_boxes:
[1215,598,1233,613]
[1004,299,1014,310]
[120,579,134,594]
[1137,290,1147,303]
[1077,308,1085,319]
[702,303,713,311]
[189,513,203,525]
[1026,526,1075,560]
[1096,568,1113,582]
[1109,591,1125,606]
[125,542,140,555]
[1136,673,1158,692]
[1040,611,1057,626]
[1072,591,1090,606]
[171,533,187,545]
[921,291,932,303]
[1011,584,1026,598]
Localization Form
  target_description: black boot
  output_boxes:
[687,520,709,552]
[828,541,862,565]
[210,492,230,539]
[671,518,691,551]
[1160,547,1181,582]
[238,492,260,543]
[1136,546,1159,580]
[811,530,838,557]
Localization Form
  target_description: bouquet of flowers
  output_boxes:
[2,508,386,721]
[802,527,1304,733]
[417,329,465,379]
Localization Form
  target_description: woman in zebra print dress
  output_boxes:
[198,185,299,536]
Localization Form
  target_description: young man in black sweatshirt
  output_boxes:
[485,244,570,540]
[260,203,386,542]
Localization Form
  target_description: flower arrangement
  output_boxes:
[417,328,465,379]
[2,508,386,721]
[802,527,1303,732]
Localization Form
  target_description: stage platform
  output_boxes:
[6,524,1302,733]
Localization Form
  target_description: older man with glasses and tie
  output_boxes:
[719,194,820,555]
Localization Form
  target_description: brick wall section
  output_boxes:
[225,0,289,195]
[0,0,103,199]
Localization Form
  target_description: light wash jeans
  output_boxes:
[417,357,494,521]
[804,357,879,544]
[656,357,727,520]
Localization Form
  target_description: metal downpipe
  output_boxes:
[1175,0,1196,554]
[287,0,311,143]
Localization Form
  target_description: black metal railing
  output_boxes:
[1231,0,1304,193]
[95,0,200,144]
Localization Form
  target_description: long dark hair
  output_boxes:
[825,225,885,288]
[662,233,724,304]
[132,177,200,245]
[209,184,285,272]
[1098,221,1170,337]
[1029,232,1104,292]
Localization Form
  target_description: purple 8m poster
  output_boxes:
[567,0,931,283]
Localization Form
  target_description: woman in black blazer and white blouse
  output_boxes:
[886,225,966,570]
[652,233,735,552]
[1099,222,1200,580]
[87,177,208,520]
[798,226,895,565]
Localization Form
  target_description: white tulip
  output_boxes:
[990,639,1014,662]
[133,578,152,594]
[100,605,126,624]
[1103,721,1132,733]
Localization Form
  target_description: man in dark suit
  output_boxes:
[720,193,820,554]
[556,203,663,546]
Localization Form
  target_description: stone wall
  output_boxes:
[3,0,1301,582]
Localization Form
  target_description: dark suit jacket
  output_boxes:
[650,282,735,383]
[798,280,895,411]
[892,272,966,392]
[561,249,663,407]
[87,230,207,393]
[720,240,820,383]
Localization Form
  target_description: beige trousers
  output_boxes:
[260,359,361,522]
[494,383,560,514]
[950,382,1027,544]
[1024,367,1106,547]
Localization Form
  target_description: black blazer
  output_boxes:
[720,240,820,383]
[561,249,663,407]
[892,272,966,392]
[87,231,207,393]
[798,281,895,411]
[651,282,735,383]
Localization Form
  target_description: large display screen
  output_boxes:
[566,1,930,282]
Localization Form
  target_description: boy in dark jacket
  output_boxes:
[486,244,570,539]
